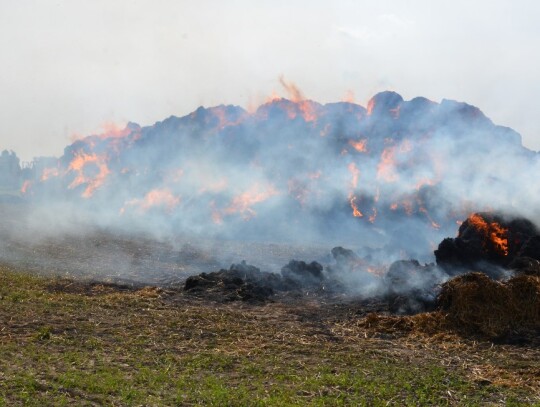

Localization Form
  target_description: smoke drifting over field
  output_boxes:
[4,85,540,293]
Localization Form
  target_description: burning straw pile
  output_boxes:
[437,272,540,337]
[361,212,540,341]
[429,212,540,338]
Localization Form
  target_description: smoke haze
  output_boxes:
[2,89,534,282]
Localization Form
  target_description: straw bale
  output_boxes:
[438,272,540,337]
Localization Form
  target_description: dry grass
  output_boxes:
[333,311,540,399]
[1,265,539,405]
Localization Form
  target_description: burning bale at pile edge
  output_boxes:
[435,212,540,277]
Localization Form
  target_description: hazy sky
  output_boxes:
[1,0,539,161]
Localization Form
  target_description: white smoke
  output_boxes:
[2,90,538,288]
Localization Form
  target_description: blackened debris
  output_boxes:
[281,260,324,287]
[327,246,363,275]
[331,246,359,263]
[184,261,276,303]
[184,258,333,303]
[383,260,441,314]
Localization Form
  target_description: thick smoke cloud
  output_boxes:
[3,89,538,289]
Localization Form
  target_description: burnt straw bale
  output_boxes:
[330,246,360,263]
[183,261,277,303]
[280,260,324,287]
[435,212,540,274]
[326,246,364,275]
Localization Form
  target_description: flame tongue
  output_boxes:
[347,162,363,217]
[276,76,319,122]
[67,152,110,198]
[466,213,509,256]
[349,195,363,217]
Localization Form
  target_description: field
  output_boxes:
[1,265,539,406]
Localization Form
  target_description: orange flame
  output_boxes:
[67,152,110,198]
[467,213,508,256]
[368,207,377,223]
[403,200,414,216]
[349,194,363,217]
[122,188,180,214]
[367,266,386,276]
[21,180,31,194]
[346,162,363,218]
[419,207,440,230]
[377,146,398,182]
[348,139,367,153]
[368,188,380,223]
[298,101,317,122]
[367,98,376,115]
[41,167,60,181]
[210,106,247,130]
[279,75,304,103]
[140,188,180,211]
[217,184,279,221]
[70,122,132,143]
[278,76,317,122]
[98,122,132,139]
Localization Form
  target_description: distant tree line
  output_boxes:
[0,150,57,192]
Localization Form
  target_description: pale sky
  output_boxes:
[1,0,540,161]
